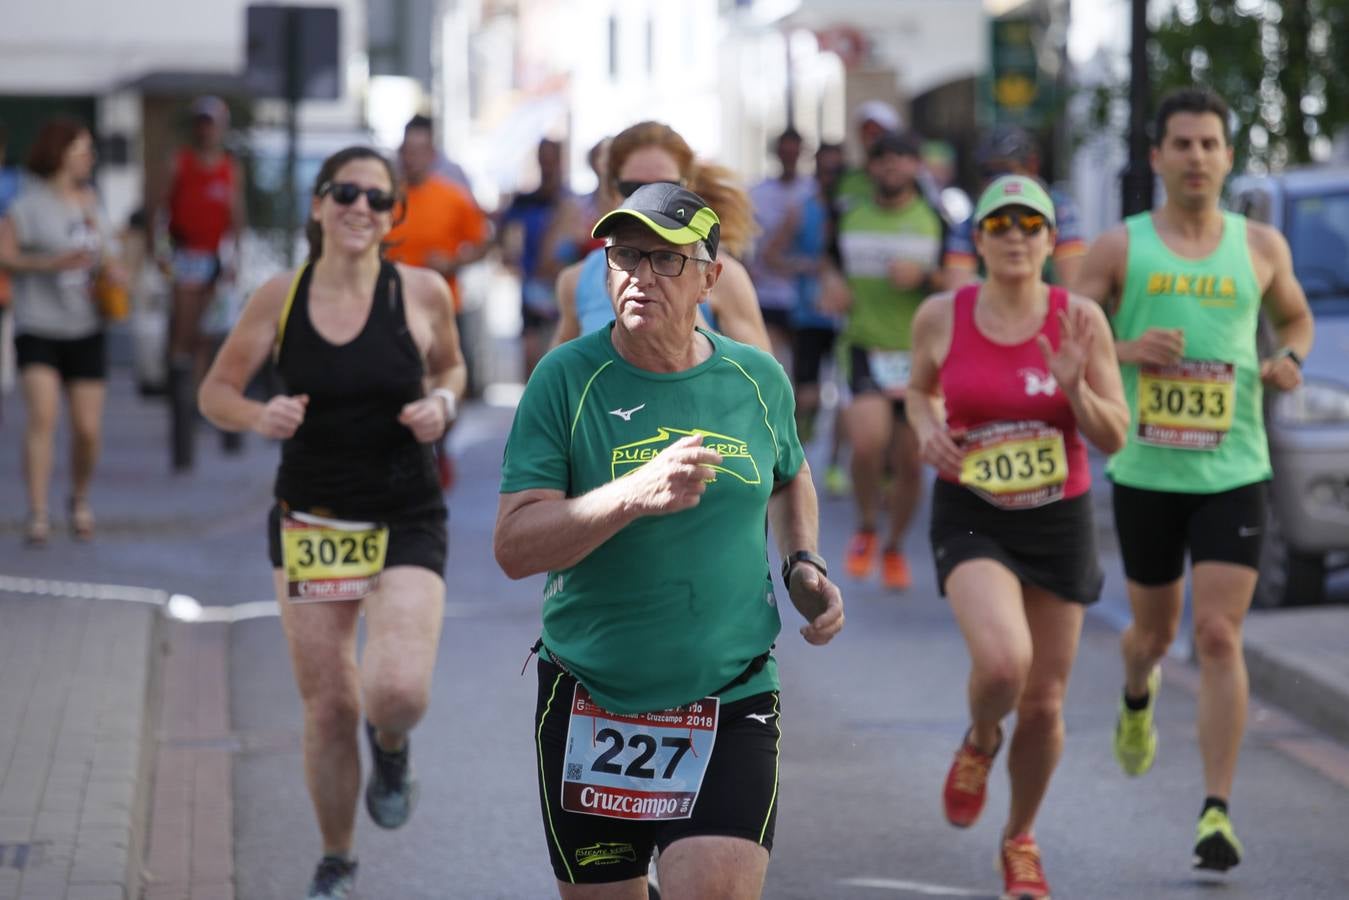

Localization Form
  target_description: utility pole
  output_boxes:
[1121,0,1153,216]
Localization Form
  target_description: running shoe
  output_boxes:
[942,728,1000,828]
[999,834,1051,899]
[1113,666,1161,776]
[364,721,419,829]
[845,531,878,579]
[824,464,850,497]
[1193,807,1243,872]
[306,854,357,899]
[881,550,912,590]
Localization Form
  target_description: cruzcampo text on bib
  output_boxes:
[561,685,718,821]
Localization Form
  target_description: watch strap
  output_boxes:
[782,549,828,586]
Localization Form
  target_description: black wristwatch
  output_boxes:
[1277,347,1304,369]
[782,550,828,587]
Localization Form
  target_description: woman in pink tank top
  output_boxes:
[905,176,1129,899]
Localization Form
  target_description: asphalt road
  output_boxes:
[9,389,1343,898]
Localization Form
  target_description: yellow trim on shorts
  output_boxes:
[758,693,782,845]
[537,671,576,883]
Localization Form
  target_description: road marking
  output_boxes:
[0,575,507,624]
[839,877,985,896]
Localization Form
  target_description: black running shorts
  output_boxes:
[929,478,1104,605]
[266,504,447,576]
[15,332,107,382]
[1111,480,1268,586]
[534,658,780,885]
[791,326,836,387]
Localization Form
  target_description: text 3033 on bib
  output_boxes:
[1137,360,1235,450]
[561,685,718,821]
[281,511,389,602]
[959,421,1068,510]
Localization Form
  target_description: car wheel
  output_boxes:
[1255,505,1327,607]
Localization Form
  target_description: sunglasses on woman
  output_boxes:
[319,181,397,213]
[979,210,1048,237]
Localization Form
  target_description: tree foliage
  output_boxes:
[1091,1,1349,169]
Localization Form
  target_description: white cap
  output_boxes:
[853,100,901,132]
[190,95,229,126]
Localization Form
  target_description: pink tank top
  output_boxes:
[938,284,1089,506]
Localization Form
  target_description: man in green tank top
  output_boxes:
[1075,87,1313,874]
[830,131,943,591]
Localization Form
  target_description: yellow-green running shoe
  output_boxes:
[824,464,850,497]
[1194,807,1243,871]
[1113,666,1160,776]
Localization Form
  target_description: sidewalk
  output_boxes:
[1,372,1348,898]
[0,375,273,900]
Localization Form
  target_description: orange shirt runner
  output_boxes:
[383,175,487,311]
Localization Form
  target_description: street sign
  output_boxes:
[985,15,1051,127]
[245,5,341,101]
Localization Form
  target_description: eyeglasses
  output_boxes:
[605,245,705,277]
[978,211,1048,237]
[319,181,397,212]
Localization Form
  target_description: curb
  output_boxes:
[1243,608,1349,746]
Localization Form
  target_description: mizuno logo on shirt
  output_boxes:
[609,404,646,421]
[746,712,777,725]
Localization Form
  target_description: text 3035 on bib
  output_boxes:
[959,420,1068,510]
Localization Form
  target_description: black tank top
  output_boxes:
[273,262,444,520]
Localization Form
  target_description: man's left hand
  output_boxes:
[788,564,844,646]
[1259,354,1303,391]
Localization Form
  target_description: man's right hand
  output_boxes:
[253,394,309,439]
[621,434,723,516]
[1120,327,1184,366]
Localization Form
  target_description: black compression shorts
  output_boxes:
[266,504,447,576]
[930,479,1104,605]
[15,332,107,382]
[1111,480,1268,585]
[534,657,780,885]
[791,326,836,387]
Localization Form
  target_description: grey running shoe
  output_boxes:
[365,721,419,829]
[306,854,357,899]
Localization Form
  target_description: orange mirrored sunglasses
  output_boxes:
[979,211,1048,236]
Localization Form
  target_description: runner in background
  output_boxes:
[0,121,19,425]
[828,131,943,591]
[154,95,245,471]
[941,125,1086,290]
[384,115,489,488]
[750,128,815,362]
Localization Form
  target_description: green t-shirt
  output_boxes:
[1107,212,1271,493]
[838,197,943,350]
[500,326,805,714]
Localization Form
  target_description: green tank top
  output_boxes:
[1107,212,1270,493]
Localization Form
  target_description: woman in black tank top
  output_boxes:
[198,146,466,899]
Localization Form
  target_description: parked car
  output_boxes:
[1229,167,1349,606]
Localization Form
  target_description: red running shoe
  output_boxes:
[942,728,1000,828]
[845,531,878,579]
[999,833,1051,899]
